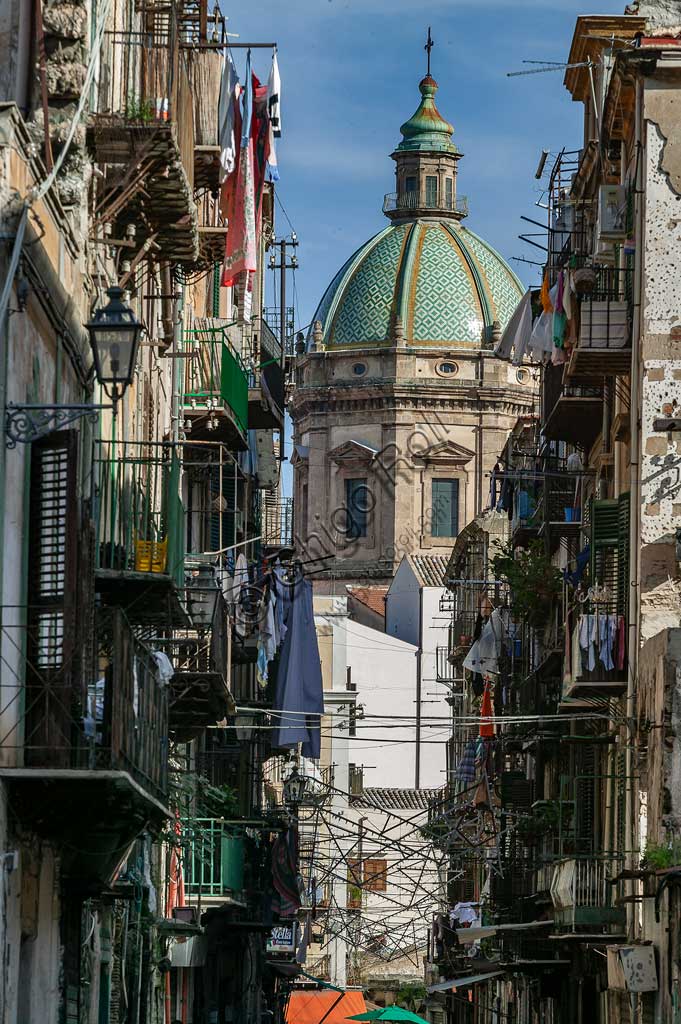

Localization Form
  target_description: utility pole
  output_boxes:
[269,233,299,368]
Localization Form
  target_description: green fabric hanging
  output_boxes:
[220,343,248,434]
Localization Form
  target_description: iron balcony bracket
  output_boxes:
[5,402,111,448]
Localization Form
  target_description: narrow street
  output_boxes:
[0,0,679,1021]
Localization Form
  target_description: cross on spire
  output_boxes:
[425,26,433,76]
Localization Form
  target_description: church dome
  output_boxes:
[309,71,523,350]
[311,219,524,349]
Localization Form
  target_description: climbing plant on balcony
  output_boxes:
[490,540,561,625]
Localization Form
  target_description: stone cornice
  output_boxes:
[291,387,536,421]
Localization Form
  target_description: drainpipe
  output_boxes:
[626,75,645,947]
[415,588,423,789]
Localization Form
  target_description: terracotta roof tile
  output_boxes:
[406,554,449,588]
[347,586,388,616]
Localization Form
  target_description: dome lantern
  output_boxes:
[384,39,465,222]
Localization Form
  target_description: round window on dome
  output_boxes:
[352,362,367,377]
[436,360,459,378]
[516,368,530,384]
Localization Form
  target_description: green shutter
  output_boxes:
[432,479,459,538]
[617,492,630,618]
[590,499,619,600]
[220,343,248,434]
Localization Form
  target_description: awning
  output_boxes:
[427,970,505,993]
[286,990,366,1024]
[457,920,553,945]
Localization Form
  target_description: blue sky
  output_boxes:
[231,0,628,326]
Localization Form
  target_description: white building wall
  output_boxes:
[419,586,452,790]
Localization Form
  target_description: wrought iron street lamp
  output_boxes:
[5,285,144,447]
[282,767,306,807]
[187,562,221,629]
[85,286,144,403]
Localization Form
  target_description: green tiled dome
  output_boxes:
[311,221,523,349]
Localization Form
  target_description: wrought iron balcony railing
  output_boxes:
[182,325,249,440]
[551,856,625,932]
[23,607,169,802]
[383,191,469,218]
[94,442,185,588]
[182,817,245,900]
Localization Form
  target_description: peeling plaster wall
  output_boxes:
[639,108,681,638]
[638,629,681,840]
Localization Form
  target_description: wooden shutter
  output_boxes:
[363,859,387,892]
[26,430,78,766]
[590,498,619,603]
[617,492,630,617]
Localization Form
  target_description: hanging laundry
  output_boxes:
[479,682,495,738]
[272,563,292,645]
[151,650,174,684]
[464,607,503,677]
[223,64,273,288]
[564,545,590,588]
[599,613,618,672]
[527,310,554,361]
[266,50,281,180]
[256,587,278,689]
[617,616,626,671]
[241,49,253,145]
[271,567,324,758]
[456,740,478,784]
[217,50,240,179]
[271,826,301,917]
[494,289,532,364]
[578,613,597,673]
[540,271,553,314]
[562,269,574,321]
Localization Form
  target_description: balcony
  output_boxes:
[567,275,632,380]
[383,190,469,220]
[182,325,249,447]
[197,188,227,269]
[2,608,170,891]
[543,380,603,448]
[305,955,331,981]
[513,470,596,551]
[247,317,285,429]
[262,496,294,550]
[94,443,186,612]
[154,595,235,743]
[87,4,198,263]
[182,818,246,905]
[550,858,625,933]
[563,615,627,699]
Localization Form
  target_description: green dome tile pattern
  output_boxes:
[459,228,524,329]
[311,220,522,349]
[412,225,483,344]
[329,224,410,346]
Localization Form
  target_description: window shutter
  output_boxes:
[432,479,459,538]
[363,859,387,892]
[590,498,619,601]
[617,492,630,618]
[26,430,78,766]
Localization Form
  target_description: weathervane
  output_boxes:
[425,26,433,76]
